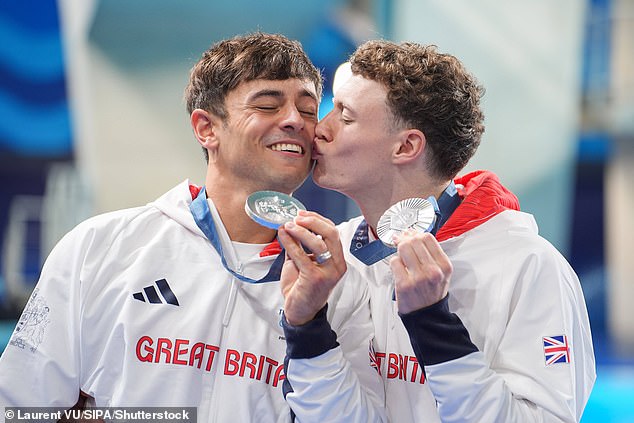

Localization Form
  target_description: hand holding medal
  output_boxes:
[246,191,346,325]
[380,197,452,314]
[245,190,335,264]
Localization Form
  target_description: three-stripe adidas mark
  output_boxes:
[133,278,179,306]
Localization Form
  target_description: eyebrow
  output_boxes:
[248,89,283,101]
[299,89,319,103]
[248,88,318,103]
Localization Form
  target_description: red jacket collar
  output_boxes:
[437,170,520,241]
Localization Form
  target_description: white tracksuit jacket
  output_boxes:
[287,170,596,422]
[0,181,385,423]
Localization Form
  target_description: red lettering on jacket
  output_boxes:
[399,354,407,380]
[224,350,284,386]
[256,354,265,380]
[135,336,284,386]
[136,336,154,362]
[240,352,258,378]
[135,336,219,372]
[387,353,399,378]
[225,349,240,376]
[205,344,220,371]
[155,338,173,363]
[172,339,189,365]
[264,356,278,384]
[188,342,219,371]
[410,356,426,384]
[273,363,285,388]
[377,350,426,384]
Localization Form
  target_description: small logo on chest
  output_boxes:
[132,278,179,306]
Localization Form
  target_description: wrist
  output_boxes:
[285,314,313,326]
[282,304,339,359]
[284,299,326,326]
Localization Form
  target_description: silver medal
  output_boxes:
[376,197,437,246]
[245,191,306,229]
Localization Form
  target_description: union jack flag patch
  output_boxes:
[369,341,381,375]
[543,335,570,366]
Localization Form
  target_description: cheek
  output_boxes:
[347,142,387,175]
[325,149,353,175]
[305,121,317,138]
[340,139,370,165]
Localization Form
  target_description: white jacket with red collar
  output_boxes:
[331,170,595,422]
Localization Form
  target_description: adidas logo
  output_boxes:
[133,279,179,306]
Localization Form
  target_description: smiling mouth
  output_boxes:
[270,143,304,154]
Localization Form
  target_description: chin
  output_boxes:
[311,168,325,187]
[311,164,327,187]
[312,174,335,190]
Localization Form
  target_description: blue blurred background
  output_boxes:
[1,0,633,420]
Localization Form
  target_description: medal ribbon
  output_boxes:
[190,186,284,283]
[350,182,461,265]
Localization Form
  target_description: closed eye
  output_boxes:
[255,106,278,111]
[300,110,317,118]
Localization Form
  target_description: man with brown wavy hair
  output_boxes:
[281,40,595,422]
[0,33,385,422]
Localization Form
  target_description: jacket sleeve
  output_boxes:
[0,225,90,408]
[282,269,387,423]
[400,248,596,423]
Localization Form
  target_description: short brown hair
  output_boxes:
[350,40,485,180]
[185,32,323,119]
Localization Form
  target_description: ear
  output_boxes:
[191,109,221,152]
[392,129,425,164]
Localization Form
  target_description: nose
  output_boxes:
[314,110,333,143]
[279,104,305,133]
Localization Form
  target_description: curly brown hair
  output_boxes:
[350,40,485,180]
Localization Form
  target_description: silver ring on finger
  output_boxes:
[315,250,332,264]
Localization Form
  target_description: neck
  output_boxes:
[354,177,451,232]
[204,174,278,244]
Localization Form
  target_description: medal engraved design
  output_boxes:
[246,191,306,229]
[376,198,437,246]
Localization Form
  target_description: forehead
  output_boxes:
[335,75,389,114]
[229,78,318,102]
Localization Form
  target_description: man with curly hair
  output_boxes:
[280,40,596,422]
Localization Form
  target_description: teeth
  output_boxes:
[270,143,303,154]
